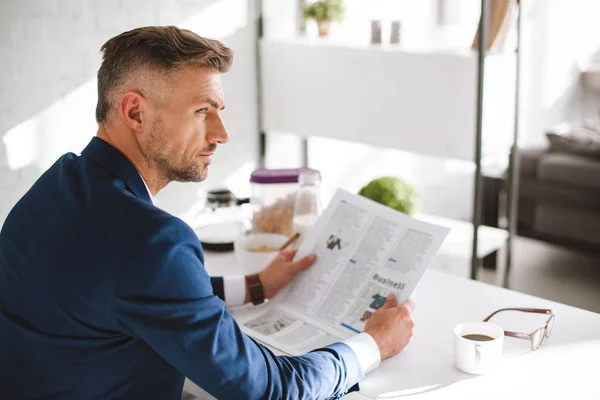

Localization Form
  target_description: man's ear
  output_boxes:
[119,91,146,132]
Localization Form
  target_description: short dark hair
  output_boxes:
[95,26,233,124]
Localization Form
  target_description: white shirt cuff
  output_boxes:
[342,332,381,375]
[223,275,246,307]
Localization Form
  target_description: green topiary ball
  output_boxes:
[358,176,420,216]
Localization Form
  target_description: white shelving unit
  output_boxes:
[260,38,515,163]
[255,0,521,284]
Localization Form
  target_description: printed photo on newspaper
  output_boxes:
[232,188,450,357]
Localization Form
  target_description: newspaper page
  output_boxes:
[233,189,450,356]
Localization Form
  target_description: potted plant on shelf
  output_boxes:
[302,0,345,37]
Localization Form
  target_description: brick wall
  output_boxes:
[0,0,258,222]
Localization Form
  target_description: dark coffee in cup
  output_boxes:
[462,334,495,341]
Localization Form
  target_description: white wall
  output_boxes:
[519,0,600,147]
[0,0,258,222]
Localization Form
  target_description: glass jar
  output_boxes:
[250,168,320,236]
[293,170,322,246]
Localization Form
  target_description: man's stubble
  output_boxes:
[146,116,214,183]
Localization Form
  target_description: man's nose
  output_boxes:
[207,113,229,144]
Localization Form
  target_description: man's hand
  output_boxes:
[364,294,415,360]
[246,250,316,302]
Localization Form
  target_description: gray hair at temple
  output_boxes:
[95,26,233,124]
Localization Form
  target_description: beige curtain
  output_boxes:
[471,0,518,52]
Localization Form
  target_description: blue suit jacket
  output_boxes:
[0,137,362,399]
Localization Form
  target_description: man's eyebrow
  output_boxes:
[206,98,225,111]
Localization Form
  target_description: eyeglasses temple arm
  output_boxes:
[504,330,531,341]
[512,308,553,314]
[483,308,553,321]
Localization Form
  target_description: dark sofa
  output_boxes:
[515,147,600,251]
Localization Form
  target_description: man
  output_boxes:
[327,234,343,250]
[0,26,415,399]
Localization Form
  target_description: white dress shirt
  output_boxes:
[139,176,381,375]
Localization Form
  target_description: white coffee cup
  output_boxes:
[454,322,504,375]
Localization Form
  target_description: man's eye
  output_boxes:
[196,108,207,114]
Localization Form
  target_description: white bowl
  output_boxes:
[234,233,289,274]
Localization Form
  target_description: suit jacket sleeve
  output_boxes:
[114,218,363,400]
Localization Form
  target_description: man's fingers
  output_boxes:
[279,249,298,261]
[292,253,317,271]
[402,299,415,313]
[381,294,398,310]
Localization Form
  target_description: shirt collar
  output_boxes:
[81,137,153,205]
[138,174,158,207]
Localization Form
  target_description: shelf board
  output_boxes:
[260,38,516,162]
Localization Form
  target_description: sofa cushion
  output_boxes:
[547,133,600,158]
[546,121,600,158]
[518,147,546,177]
[518,177,600,213]
[537,152,600,191]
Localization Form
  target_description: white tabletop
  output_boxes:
[185,251,600,399]
[182,205,508,262]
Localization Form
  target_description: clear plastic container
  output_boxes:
[293,170,322,246]
[250,168,319,236]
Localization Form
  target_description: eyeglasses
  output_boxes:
[482,308,555,351]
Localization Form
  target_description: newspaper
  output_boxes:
[232,189,450,356]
